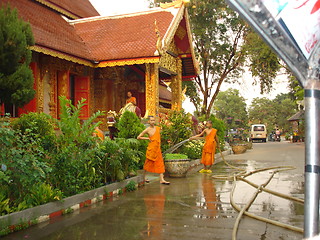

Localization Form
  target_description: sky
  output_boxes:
[89,0,150,16]
[89,0,290,113]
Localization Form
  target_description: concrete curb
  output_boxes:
[0,175,144,236]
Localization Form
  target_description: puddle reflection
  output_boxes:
[142,188,166,239]
[194,175,219,219]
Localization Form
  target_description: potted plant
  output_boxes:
[164,153,191,177]
[231,144,247,154]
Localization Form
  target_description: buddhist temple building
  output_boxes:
[1,0,198,128]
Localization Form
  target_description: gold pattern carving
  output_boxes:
[159,41,178,75]
[145,63,159,117]
[159,108,173,115]
[170,58,182,111]
[176,25,187,40]
[37,66,44,113]
[30,46,93,67]
[155,20,164,56]
[49,71,57,118]
[98,57,159,68]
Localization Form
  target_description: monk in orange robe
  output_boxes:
[137,116,170,185]
[189,120,218,173]
[93,126,105,141]
[126,91,136,105]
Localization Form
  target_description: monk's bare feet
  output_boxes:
[160,181,170,185]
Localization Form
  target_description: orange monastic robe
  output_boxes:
[144,126,165,174]
[201,128,217,166]
[93,128,105,141]
[126,97,136,104]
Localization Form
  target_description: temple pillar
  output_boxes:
[171,58,182,111]
[114,67,126,112]
[145,63,159,117]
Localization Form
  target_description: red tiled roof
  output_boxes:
[3,0,197,75]
[2,0,91,60]
[72,11,174,61]
[37,0,99,18]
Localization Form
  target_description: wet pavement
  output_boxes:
[3,141,305,240]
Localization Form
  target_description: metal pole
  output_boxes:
[304,88,320,238]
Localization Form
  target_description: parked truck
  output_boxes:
[251,124,267,142]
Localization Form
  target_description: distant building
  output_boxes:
[288,110,304,142]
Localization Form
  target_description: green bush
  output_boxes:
[46,97,104,195]
[160,110,192,152]
[125,181,137,192]
[116,111,145,138]
[96,138,144,184]
[0,99,146,217]
[11,112,56,151]
[57,96,103,146]
[116,111,147,166]
[0,116,51,211]
[0,192,10,216]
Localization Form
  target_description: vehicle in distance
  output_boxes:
[251,124,267,142]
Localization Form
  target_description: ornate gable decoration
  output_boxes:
[159,41,179,75]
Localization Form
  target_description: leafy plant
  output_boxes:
[57,96,104,146]
[116,111,145,138]
[0,192,10,216]
[96,139,122,184]
[0,116,51,203]
[49,96,104,195]
[115,138,144,176]
[116,111,147,164]
[125,181,137,192]
[181,140,204,159]
[96,138,144,184]
[160,110,192,152]
[11,112,56,151]
[25,183,62,207]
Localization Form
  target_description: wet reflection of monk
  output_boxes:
[201,176,217,218]
[143,190,166,239]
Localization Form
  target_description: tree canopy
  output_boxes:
[248,94,297,133]
[0,5,35,113]
[213,88,248,130]
[187,0,282,117]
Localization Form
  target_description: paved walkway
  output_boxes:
[3,142,304,240]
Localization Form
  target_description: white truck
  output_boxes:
[251,124,267,142]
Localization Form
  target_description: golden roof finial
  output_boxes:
[160,0,189,9]
[155,20,164,56]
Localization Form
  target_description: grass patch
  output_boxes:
[165,153,189,160]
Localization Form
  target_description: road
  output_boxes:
[3,141,305,240]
